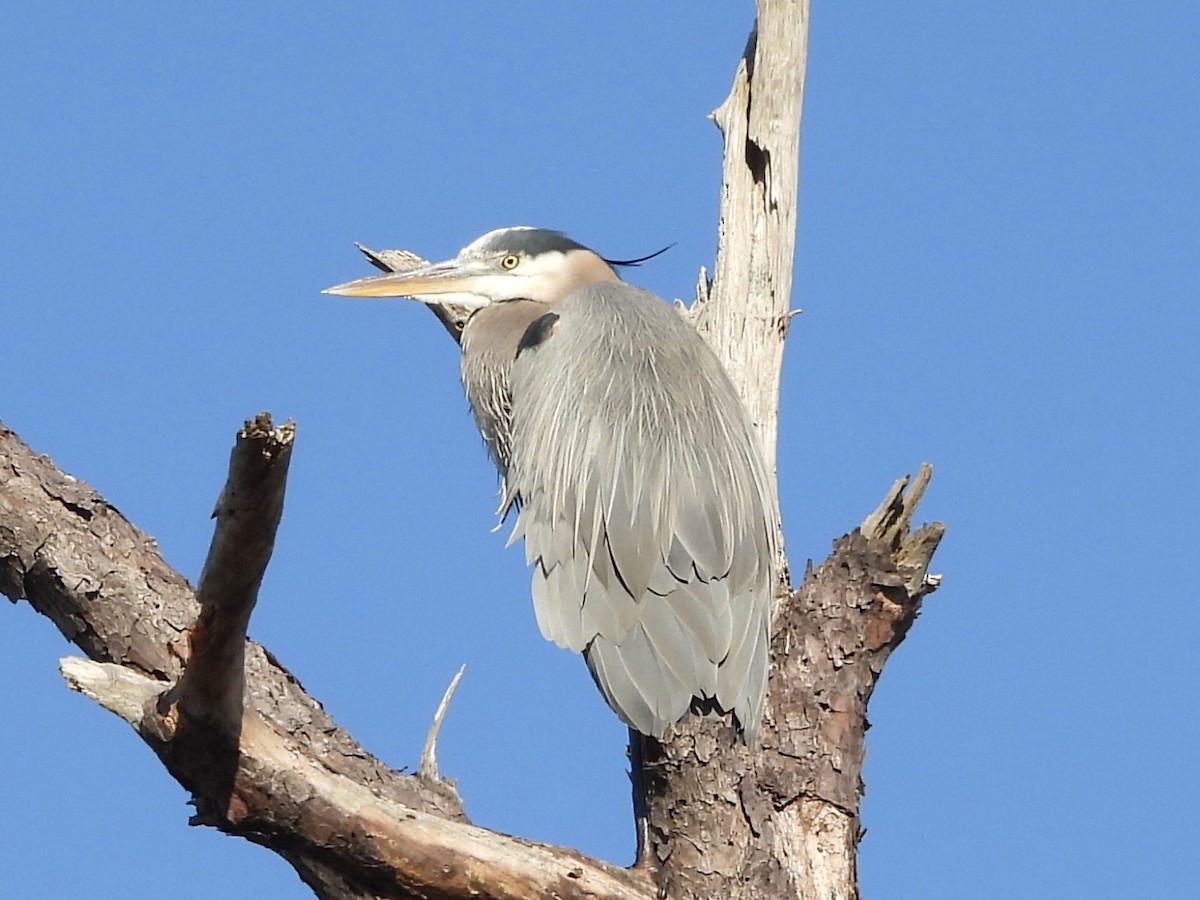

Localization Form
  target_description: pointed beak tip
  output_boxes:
[322,282,372,297]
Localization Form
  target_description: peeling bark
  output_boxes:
[161,413,293,736]
[631,515,938,900]
[2,415,940,900]
[1,419,472,899]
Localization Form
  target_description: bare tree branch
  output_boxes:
[691,0,810,490]
[418,663,467,781]
[60,651,651,900]
[4,406,941,900]
[2,416,653,899]
[160,413,293,735]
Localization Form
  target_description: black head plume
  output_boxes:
[603,242,675,268]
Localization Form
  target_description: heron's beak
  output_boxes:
[322,259,492,309]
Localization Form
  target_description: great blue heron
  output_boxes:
[325,227,778,743]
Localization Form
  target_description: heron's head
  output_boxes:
[323,226,626,310]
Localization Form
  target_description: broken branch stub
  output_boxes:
[159,413,295,736]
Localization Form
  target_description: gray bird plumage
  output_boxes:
[504,282,776,741]
[324,226,778,743]
[460,299,550,472]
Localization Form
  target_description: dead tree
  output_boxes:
[0,3,942,898]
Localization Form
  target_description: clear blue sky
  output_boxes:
[2,3,1196,898]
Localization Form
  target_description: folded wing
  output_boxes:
[505,282,778,742]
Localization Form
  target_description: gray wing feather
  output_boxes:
[716,586,758,709]
[507,282,778,741]
[640,597,717,698]
[586,635,661,737]
[533,560,586,650]
[664,578,733,666]
[580,547,641,641]
[460,300,553,480]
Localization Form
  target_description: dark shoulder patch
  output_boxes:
[515,312,560,359]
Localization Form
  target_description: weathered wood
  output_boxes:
[61,654,650,900]
[418,663,467,781]
[1,419,477,899]
[634,494,939,900]
[160,413,293,736]
[4,411,938,900]
[690,0,810,496]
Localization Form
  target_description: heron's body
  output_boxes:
[326,227,778,743]
[460,299,551,471]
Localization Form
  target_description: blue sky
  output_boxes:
[2,2,1196,898]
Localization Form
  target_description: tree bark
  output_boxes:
[0,2,944,899]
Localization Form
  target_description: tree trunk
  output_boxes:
[0,2,943,898]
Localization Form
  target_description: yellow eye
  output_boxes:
[500,254,520,270]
